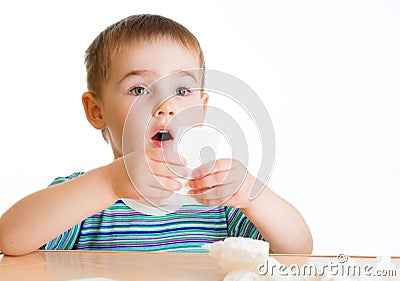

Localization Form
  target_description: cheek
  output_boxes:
[173,99,205,126]
[100,99,130,149]
[103,109,128,149]
[123,103,153,153]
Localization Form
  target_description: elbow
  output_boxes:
[0,232,14,256]
[303,235,313,254]
[270,234,313,255]
[295,227,313,254]
[288,229,313,255]
[0,226,36,256]
[291,222,313,254]
[0,235,20,256]
[0,242,17,256]
[0,239,35,256]
[300,229,313,254]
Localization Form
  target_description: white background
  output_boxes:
[0,0,399,255]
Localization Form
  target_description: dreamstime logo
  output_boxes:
[122,69,275,214]
[257,254,399,278]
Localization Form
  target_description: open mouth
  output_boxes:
[151,130,173,142]
[150,127,174,147]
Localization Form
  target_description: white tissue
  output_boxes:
[204,240,400,281]
[123,126,227,215]
[203,237,269,275]
[173,125,227,170]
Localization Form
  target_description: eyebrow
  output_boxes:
[118,69,154,84]
[176,70,199,84]
[119,69,199,84]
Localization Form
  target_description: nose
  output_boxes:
[153,102,175,117]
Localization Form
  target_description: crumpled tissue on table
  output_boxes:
[203,237,400,281]
[202,236,272,280]
[203,237,307,280]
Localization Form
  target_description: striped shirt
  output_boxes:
[43,172,263,252]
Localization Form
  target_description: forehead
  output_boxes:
[108,40,201,84]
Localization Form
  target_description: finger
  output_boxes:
[192,158,233,179]
[192,192,232,207]
[179,155,187,166]
[189,169,230,189]
[153,175,182,191]
[150,161,188,178]
[189,182,236,201]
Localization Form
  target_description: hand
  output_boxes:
[109,147,187,206]
[187,158,257,208]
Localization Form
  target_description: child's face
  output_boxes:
[95,40,208,158]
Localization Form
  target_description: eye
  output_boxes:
[128,86,149,96]
[175,86,190,96]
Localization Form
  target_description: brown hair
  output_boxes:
[85,14,205,96]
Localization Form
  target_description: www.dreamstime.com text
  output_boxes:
[257,254,398,277]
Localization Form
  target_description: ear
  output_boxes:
[82,92,106,130]
[200,92,209,122]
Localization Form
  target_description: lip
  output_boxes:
[150,125,175,148]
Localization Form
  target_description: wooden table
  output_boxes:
[0,251,399,281]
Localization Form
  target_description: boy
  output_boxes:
[0,14,312,255]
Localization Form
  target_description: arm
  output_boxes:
[0,164,118,256]
[188,159,313,254]
[240,183,313,254]
[0,148,187,256]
